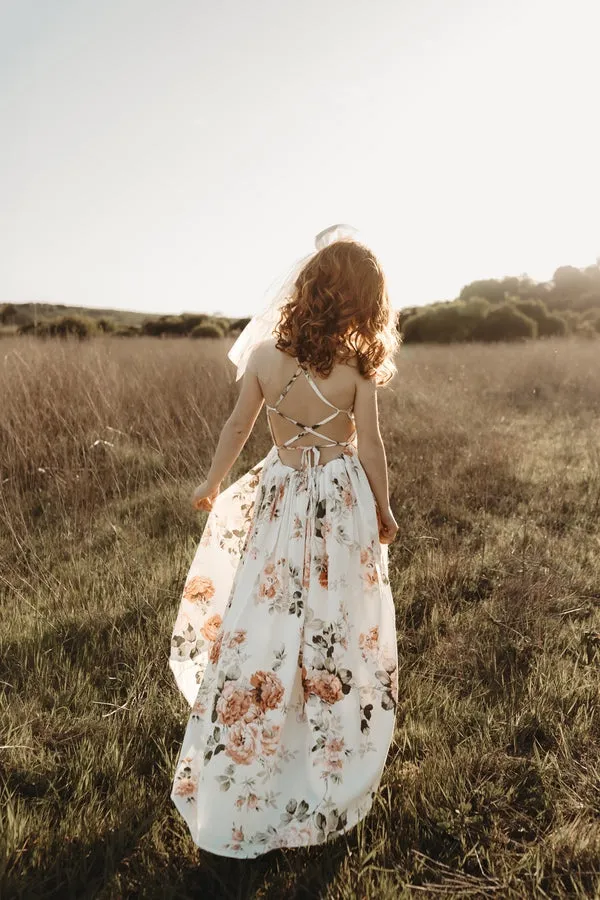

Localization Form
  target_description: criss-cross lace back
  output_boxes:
[265,363,356,470]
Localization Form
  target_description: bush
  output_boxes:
[16,321,36,335]
[48,315,96,339]
[580,309,600,328]
[512,298,548,325]
[539,313,568,337]
[577,290,600,311]
[96,317,116,333]
[473,304,537,342]
[214,316,232,333]
[141,316,181,337]
[401,304,459,343]
[558,309,581,333]
[229,317,251,334]
[179,314,209,334]
[190,322,224,339]
[113,326,140,337]
[575,321,598,339]
[402,298,490,344]
[512,298,567,337]
[18,315,96,339]
[459,278,508,304]
[0,303,17,325]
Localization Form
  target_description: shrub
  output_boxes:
[540,313,568,337]
[48,315,96,339]
[0,303,17,324]
[512,298,548,325]
[558,310,581,333]
[96,317,116,333]
[16,321,36,335]
[214,316,232,333]
[141,316,188,337]
[575,321,598,339]
[402,298,490,344]
[229,317,251,334]
[17,316,95,339]
[473,304,537,342]
[190,322,224,339]
[580,309,600,328]
[459,278,508,304]
[578,290,600,311]
[512,298,567,337]
[113,326,140,337]
[179,314,209,334]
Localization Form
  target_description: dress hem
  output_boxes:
[177,789,378,859]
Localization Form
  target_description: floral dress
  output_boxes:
[169,364,398,857]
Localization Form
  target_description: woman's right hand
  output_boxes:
[191,480,221,511]
[377,505,399,544]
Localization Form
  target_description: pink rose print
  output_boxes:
[183,575,215,603]
[216,683,257,726]
[308,670,343,704]
[259,562,280,600]
[200,614,222,642]
[260,723,282,756]
[341,486,354,509]
[360,626,379,650]
[236,792,260,810]
[359,626,379,659]
[227,629,247,648]
[173,777,196,798]
[318,560,328,589]
[326,737,345,754]
[250,670,285,711]
[225,721,261,765]
[209,632,223,665]
[360,546,379,588]
[191,696,207,716]
[225,825,245,852]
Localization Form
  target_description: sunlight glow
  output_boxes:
[1,0,598,316]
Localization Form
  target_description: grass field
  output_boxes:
[1,335,600,899]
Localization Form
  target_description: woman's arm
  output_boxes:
[353,374,398,543]
[191,360,264,510]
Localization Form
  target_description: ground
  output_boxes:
[1,335,599,898]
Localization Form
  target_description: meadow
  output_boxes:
[1,334,600,899]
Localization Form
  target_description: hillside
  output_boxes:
[0,302,154,328]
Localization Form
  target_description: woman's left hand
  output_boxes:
[191,480,221,511]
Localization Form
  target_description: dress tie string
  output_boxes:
[300,445,321,471]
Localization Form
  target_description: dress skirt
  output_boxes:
[169,443,398,858]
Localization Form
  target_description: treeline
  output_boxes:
[400,263,600,343]
[0,306,251,340]
[2,260,600,343]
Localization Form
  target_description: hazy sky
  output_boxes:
[1,0,598,317]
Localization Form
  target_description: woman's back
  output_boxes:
[253,340,359,469]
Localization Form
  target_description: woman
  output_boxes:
[169,224,400,857]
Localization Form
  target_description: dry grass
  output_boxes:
[1,335,600,899]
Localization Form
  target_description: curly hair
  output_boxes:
[273,239,400,385]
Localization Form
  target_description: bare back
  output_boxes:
[253,340,359,470]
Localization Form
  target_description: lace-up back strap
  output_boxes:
[265,363,355,454]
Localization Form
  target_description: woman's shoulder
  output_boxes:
[248,338,295,378]
[334,354,380,389]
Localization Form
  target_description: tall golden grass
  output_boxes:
[1,335,600,898]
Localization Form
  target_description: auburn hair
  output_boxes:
[274,239,400,385]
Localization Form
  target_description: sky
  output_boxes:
[1,0,599,318]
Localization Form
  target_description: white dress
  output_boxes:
[169,363,398,857]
